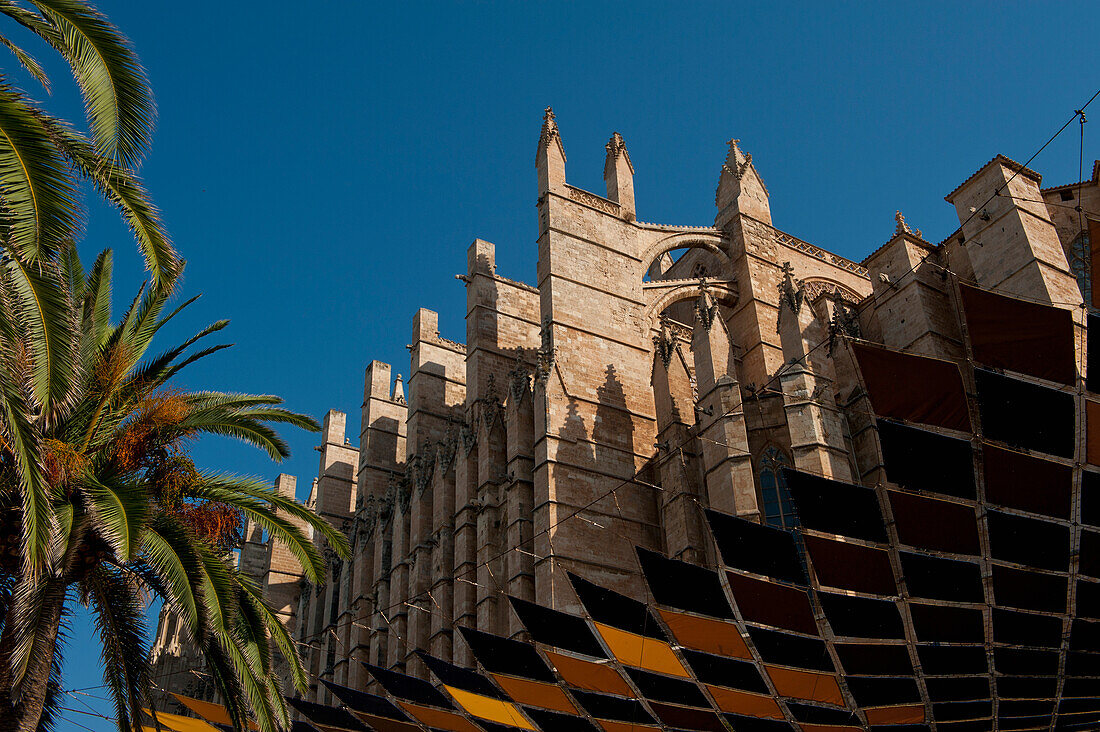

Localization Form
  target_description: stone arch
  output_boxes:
[640,232,729,277]
[642,280,739,329]
[801,277,863,304]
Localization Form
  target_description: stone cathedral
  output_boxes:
[150,109,1100,720]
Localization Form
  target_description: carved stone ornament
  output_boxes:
[778,262,806,320]
[461,418,477,456]
[653,315,678,369]
[508,353,531,402]
[894,210,923,240]
[695,280,719,331]
[535,317,556,383]
[828,290,862,354]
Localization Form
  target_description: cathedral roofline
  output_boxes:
[944,154,1042,203]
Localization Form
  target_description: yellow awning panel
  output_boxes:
[171,693,260,730]
[143,708,222,732]
[593,622,690,678]
[444,686,536,730]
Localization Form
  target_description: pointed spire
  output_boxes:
[894,210,923,240]
[536,106,565,164]
[777,261,805,324]
[694,280,719,331]
[603,131,636,220]
[536,106,567,195]
[393,374,406,404]
[604,132,634,176]
[715,138,771,226]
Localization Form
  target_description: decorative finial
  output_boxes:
[393,374,406,404]
[777,261,805,328]
[894,211,923,240]
[695,280,718,331]
[540,107,559,143]
[653,314,677,368]
[606,132,625,156]
[604,131,634,176]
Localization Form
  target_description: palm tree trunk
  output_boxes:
[0,574,67,732]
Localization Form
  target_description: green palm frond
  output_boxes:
[84,564,150,732]
[0,84,81,263]
[0,34,50,92]
[83,474,147,561]
[237,576,308,693]
[3,254,78,418]
[33,113,179,285]
[0,273,50,574]
[24,0,155,168]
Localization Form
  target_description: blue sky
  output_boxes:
[28,1,1098,729]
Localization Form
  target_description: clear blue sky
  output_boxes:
[34,1,1097,729]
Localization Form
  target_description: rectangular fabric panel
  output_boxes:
[889,491,980,555]
[1077,578,1100,618]
[420,652,509,700]
[725,571,819,635]
[845,676,922,706]
[917,645,988,675]
[1083,470,1100,527]
[683,649,769,694]
[975,369,1075,459]
[542,651,634,697]
[365,662,457,709]
[646,701,726,732]
[396,702,481,732]
[924,677,990,702]
[1089,313,1100,393]
[322,682,417,725]
[704,687,784,719]
[749,627,833,672]
[1088,400,1100,467]
[491,675,578,715]
[992,608,1063,648]
[877,419,976,499]
[958,282,1076,385]
[992,566,1067,613]
[987,510,1070,571]
[705,509,806,585]
[982,444,1072,519]
[522,707,599,732]
[908,603,985,644]
[444,686,535,730]
[568,572,667,640]
[508,596,607,658]
[834,644,913,676]
[591,622,690,678]
[764,666,844,705]
[803,535,896,596]
[899,553,984,603]
[852,343,971,431]
[636,546,734,618]
[784,469,888,543]
[285,699,369,732]
[459,626,556,683]
[568,690,655,725]
[787,701,860,726]
[864,706,925,725]
[624,667,709,707]
[656,609,752,659]
[818,592,905,639]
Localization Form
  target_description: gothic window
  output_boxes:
[759,447,797,529]
[1070,231,1092,308]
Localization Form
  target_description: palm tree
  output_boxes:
[0,245,350,732]
[0,1,179,487]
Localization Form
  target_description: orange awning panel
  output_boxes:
[398,701,482,732]
[171,694,258,730]
[544,650,635,696]
[704,685,784,719]
[491,673,578,715]
[657,610,751,659]
[865,704,925,725]
[593,622,690,678]
[143,709,222,732]
[445,686,536,730]
[596,721,659,732]
[764,666,845,706]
